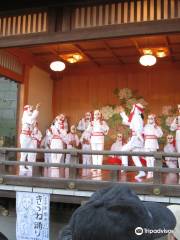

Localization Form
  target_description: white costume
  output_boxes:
[41,128,52,177]
[164,135,177,168]
[19,104,39,175]
[86,110,109,168]
[80,130,92,176]
[50,116,67,177]
[110,134,123,158]
[120,103,145,180]
[170,104,180,169]
[164,135,178,184]
[30,123,42,164]
[65,125,80,178]
[77,112,91,132]
[143,114,163,179]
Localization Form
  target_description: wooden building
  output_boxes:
[0,0,180,143]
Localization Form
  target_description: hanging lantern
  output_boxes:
[139,54,157,66]
[50,61,66,71]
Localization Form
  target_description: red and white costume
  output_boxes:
[120,103,145,180]
[19,104,39,174]
[86,110,109,168]
[170,104,180,169]
[143,114,163,179]
[65,125,80,178]
[80,130,92,176]
[164,135,177,168]
[77,112,91,132]
[50,116,67,177]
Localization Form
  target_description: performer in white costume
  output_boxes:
[164,134,177,168]
[86,109,109,173]
[170,104,180,170]
[30,121,42,163]
[110,133,123,156]
[58,113,68,131]
[41,128,52,176]
[118,103,145,180]
[143,114,163,179]
[50,115,67,177]
[164,134,178,184]
[77,112,91,132]
[19,103,40,175]
[65,125,80,178]
[80,130,92,176]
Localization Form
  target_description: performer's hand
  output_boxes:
[115,106,124,113]
[36,103,41,110]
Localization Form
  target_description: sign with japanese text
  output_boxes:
[16,192,50,240]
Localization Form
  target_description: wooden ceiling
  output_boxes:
[9,33,180,77]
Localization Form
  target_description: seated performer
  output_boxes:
[86,109,109,175]
[19,103,40,175]
[65,125,80,178]
[163,134,178,184]
[77,112,91,132]
[107,133,124,165]
[143,114,163,179]
[164,134,177,168]
[80,130,92,176]
[117,103,145,180]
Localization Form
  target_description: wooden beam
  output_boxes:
[0,65,23,82]
[7,48,51,74]
[103,40,124,64]
[165,35,174,62]
[0,19,180,48]
[74,43,100,66]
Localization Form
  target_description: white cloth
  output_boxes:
[164,143,177,168]
[143,124,163,150]
[86,120,109,165]
[110,141,123,159]
[77,118,90,131]
[19,109,39,175]
[50,122,67,178]
[120,111,144,168]
[29,127,42,163]
[65,133,80,178]
[170,116,180,168]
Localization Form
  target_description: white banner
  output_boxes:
[16,192,50,240]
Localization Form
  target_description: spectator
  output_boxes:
[58,184,176,240]
[167,205,180,240]
[0,232,8,240]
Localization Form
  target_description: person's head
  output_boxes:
[59,114,65,122]
[167,205,180,240]
[70,125,76,134]
[24,105,33,115]
[0,232,8,240]
[58,184,176,240]
[94,109,102,120]
[177,104,180,114]
[147,114,156,125]
[85,112,91,120]
[116,133,123,142]
[167,134,174,144]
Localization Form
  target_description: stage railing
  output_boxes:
[0,147,180,197]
